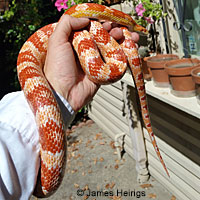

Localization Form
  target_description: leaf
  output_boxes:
[110,182,115,189]
[71,169,78,174]
[74,183,79,188]
[83,195,89,200]
[110,141,115,149]
[114,164,119,170]
[83,184,89,191]
[171,195,176,200]
[99,157,104,162]
[148,193,157,199]
[99,141,105,145]
[105,182,115,189]
[111,196,122,200]
[85,140,92,147]
[94,133,102,140]
[105,183,110,189]
[140,184,153,189]
[28,25,36,31]
[93,158,98,165]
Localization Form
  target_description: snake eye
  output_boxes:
[134,24,148,35]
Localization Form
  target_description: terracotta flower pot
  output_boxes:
[165,58,200,97]
[191,67,200,105]
[146,54,179,87]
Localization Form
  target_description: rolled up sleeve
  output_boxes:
[0,91,75,199]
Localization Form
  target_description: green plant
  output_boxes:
[126,0,167,28]
[0,0,61,98]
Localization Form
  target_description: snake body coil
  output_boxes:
[17,3,169,197]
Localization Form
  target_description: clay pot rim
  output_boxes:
[145,54,179,69]
[191,67,200,84]
[165,58,200,76]
[191,66,200,78]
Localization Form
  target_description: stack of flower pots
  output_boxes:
[145,54,200,99]
[165,58,200,97]
[146,54,179,87]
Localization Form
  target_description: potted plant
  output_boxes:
[127,0,167,52]
[165,58,200,97]
[191,67,200,105]
[146,54,179,87]
[127,0,169,83]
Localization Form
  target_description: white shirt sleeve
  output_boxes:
[0,91,75,200]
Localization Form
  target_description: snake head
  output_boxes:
[133,24,149,35]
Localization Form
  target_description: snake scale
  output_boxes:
[17,3,169,197]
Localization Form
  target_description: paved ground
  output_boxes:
[32,121,175,200]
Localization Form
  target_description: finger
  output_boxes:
[52,15,90,43]
[102,22,140,43]
[102,21,112,32]
[131,32,140,43]
[109,27,123,41]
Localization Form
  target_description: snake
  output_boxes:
[17,3,169,197]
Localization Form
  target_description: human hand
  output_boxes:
[44,15,139,112]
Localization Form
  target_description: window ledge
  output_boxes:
[122,73,200,119]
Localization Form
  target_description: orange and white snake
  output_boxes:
[17,3,169,197]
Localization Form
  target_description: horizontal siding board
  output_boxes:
[89,105,129,133]
[145,119,200,167]
[149,111,200,149]
[89,110,123,136]
[111,81,123,90]
[143,128,200,179]
[146,139,200,193]
[90,102,129,134]
[89,113,136,160]
[148,96,200,132]
[144,97,200,166]
[101,85,124,100]
[97,89,124,110]
[92,95,127,124]
[149,166,190,200]
[148,153,200,200]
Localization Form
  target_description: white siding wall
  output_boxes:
[89,73,200,200]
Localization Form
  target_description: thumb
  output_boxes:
[53,15,90,42]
